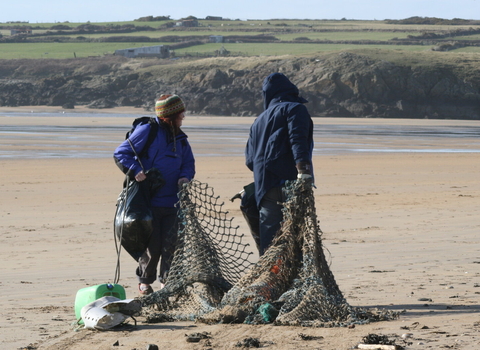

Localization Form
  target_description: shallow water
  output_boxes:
[1,113,480,159]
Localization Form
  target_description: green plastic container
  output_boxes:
[74,283,126,323]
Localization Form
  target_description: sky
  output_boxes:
[1,0,479,23]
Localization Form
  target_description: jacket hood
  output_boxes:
[262,73,308,109]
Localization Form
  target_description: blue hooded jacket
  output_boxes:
[114,119,195,207]
[245,73,313,206]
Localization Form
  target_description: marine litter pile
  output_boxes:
[141,180,398,326]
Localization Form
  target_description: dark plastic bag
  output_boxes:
[114,168,165,261]
[240,182,260,252]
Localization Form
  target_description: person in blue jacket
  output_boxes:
[245,73,314,256]
[114,94,195,295]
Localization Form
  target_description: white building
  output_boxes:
[210,35,224,43]
[114,45,169,58]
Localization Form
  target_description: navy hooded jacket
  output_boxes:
[114,119,195,207]
[245,73,314,206]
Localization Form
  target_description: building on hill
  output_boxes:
[206,16,223,20]
[114,45,170,58]
[176,19,198,27]
[210,35,224,43]
[11,28,32,35]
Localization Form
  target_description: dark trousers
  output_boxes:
[258,187,285,256]
[136,206,178,284]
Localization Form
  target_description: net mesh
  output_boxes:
[141,179,398,326]
[141,180,254,321]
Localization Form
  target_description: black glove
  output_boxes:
[296,161,312,180]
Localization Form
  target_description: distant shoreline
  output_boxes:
[0,105,145,115]
[2,105,480,128]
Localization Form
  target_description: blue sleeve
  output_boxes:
[113,124,151,177]
[287,104,312,164]
[245,126,254,171]
[179,139,196,180]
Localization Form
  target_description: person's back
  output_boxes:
[245,73,314,255]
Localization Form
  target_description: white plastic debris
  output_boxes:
[80,296,141,330]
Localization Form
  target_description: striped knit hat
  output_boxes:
[155,94,185,119]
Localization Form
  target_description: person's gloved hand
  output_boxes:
[296,161,314,187]
[296,161,312,178]
[297,173,313,180]
[296,161,311,174]
[178,177,189,189]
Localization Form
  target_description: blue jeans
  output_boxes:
[136,206,178,284]
[258,187,285,256]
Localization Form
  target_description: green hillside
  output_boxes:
[1,17,480,59]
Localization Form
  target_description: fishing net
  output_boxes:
[140,180,254,321]
[141,179,398,326]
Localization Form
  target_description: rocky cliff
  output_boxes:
[1,50,479,119]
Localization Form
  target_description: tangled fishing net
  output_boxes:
[141,179,398,326]
[140,180,253,321]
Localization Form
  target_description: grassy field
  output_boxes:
[4,20,161,29]
[44,31,273,39]
[274,31,419,41]
[454,34,480,40]
[0,42,441,59]
[174,42,432,56]
[4,29,421,41]
[1,18,480,59]
[2,41,479,60]
[0,42,155,59]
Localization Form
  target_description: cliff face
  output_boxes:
[0,52,479,119]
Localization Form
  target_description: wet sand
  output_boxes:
[1,108,480,349]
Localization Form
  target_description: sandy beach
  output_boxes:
[1,107,480,350]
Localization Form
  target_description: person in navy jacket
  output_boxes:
[246,73,314,256]
[114,94,195,295]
